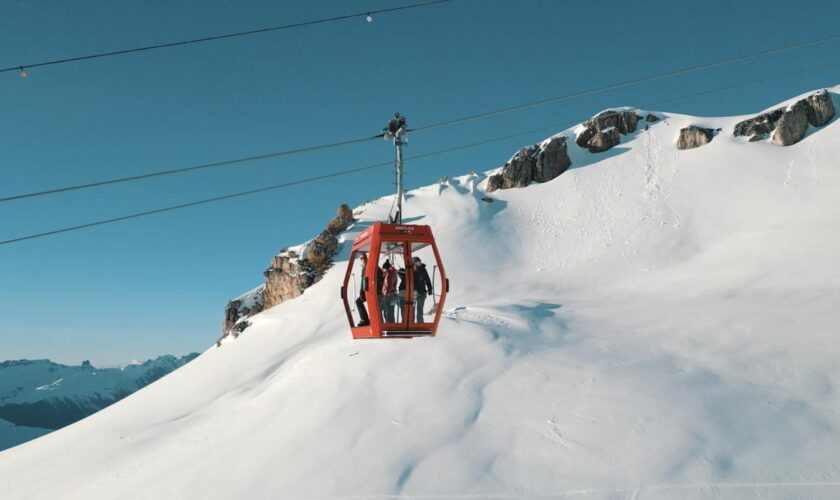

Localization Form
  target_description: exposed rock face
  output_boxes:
[263,250,314,309]
[536,136,571,181]
[733,108,783,140]
[575,127,595,148]
[734,90,835,145]
[486,136,571,192]
[223,204,354,336]
[222,286,264,336]
[326,204,353,234]
[772,100,810,146]
[305,231,339,268]
[645,113,661,123]
[487,145,538,191]
[677,126,715,150]
[575,109,643,153]
[805,89,835,127]
[590,110,639,134]
[587,127,621,153]
[264,204,354,309]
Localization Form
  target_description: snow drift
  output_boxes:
[1,87,840,500]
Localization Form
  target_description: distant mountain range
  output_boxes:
[0,354,198,451]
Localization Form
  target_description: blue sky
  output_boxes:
[1,0,839,366]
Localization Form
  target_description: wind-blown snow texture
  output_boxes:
[1,88,840,499]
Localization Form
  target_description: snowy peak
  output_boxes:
[0,354,198,451]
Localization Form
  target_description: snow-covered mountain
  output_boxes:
[1,86,839,500]
[0,355,198,452]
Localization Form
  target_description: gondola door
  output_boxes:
[405,237,447,337]
[374,239,413,337]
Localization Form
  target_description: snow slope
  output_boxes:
[1,87,840,499]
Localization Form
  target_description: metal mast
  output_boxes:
[383,113,407,224]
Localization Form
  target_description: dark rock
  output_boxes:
[677,126,715,150]
[325,204,353,235]
[486,136,571,192]
[773,100,809,146]
[805,89,835,127]
[222,299,242,335]
[645,113,661,123]
[587,127,621,153]
[575,109,639,153]
[575,127,595,148]
[489,144,539,191]
[222,291,264,336]
[231,320,250,337]
[733,108,784,139]
[535,136,572,182]
[305,230,339,266]
[589,110,639,134]
[486,175,503,192]
[735,90,835,146]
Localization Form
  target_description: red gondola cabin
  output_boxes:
[341,223,448,338]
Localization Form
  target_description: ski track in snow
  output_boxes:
[2,87,840,499]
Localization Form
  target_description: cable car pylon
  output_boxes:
[340,114,449,339]
[384,113,407,224]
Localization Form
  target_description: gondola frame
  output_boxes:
[341,223,448,339]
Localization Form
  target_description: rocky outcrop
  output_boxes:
[772,100,810,146]
[486,135,571,192]
[223,204,354,336]
[486,145,538,191]
[734,90,835,145]
[574,127,595,148]
[587,127,621,153]
[222,288,263,338]
[575,109,643,153]
[264,204,353,310]
[326,204,353,234]
[536,135,572,181]
[645,113,661,123]
[594,110,639,134]
[263,250,315,309]
[805,89,835,127]
[677,126,716,150]
[733,108,783,141]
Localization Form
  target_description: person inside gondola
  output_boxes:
[397,267,406,321]
[381,260,398,322]
[355,253,371,327]
[412,256,434,323]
